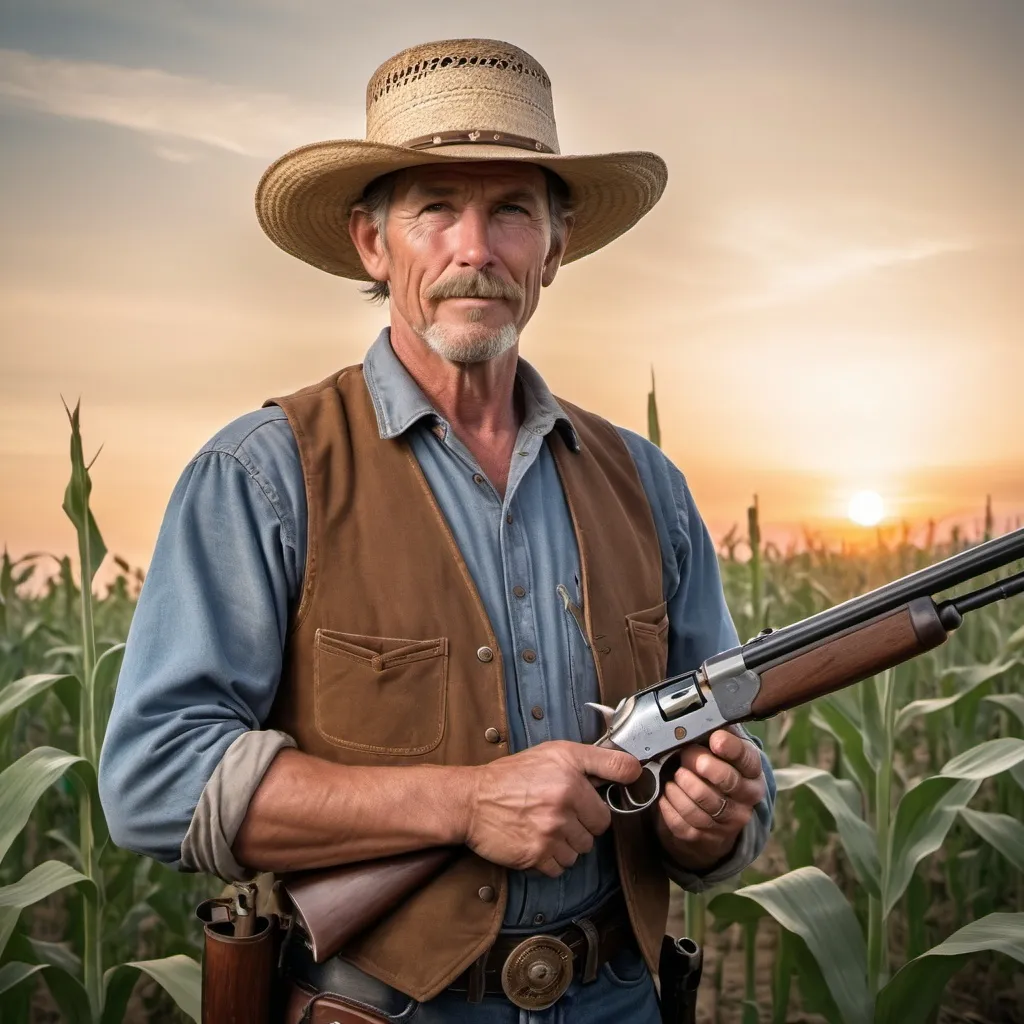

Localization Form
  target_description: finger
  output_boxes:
[550,840,579,870]
[658,792,702,844]
[670,769,733,824]
[709,729,764,780]
[562,817,596,856]
[661,778,717,831]
[576,786,614,836]
[537,857,564,879]
[574,744,643,785]
[677,745,743,794]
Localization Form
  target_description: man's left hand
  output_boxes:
[654,726,767,872]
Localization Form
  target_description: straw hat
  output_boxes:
[255,38,668,280]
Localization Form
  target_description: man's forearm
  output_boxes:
[232,748,473,872]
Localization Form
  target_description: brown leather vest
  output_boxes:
[266,365,672,1001]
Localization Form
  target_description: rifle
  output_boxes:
[282,527,1024,962]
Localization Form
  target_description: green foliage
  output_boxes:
[0,408,210,1022]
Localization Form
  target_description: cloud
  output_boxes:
[0,48,353,158]
[698,205,972,313]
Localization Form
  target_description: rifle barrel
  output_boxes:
[741,527,1024,672]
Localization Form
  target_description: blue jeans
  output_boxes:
[288,944,661,1024]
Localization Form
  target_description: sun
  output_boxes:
[848,490,885,526]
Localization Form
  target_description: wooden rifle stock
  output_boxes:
[747,596,951,718]
[281,846,457,963]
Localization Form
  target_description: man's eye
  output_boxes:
[498,204,529,215]
[421,202,448,213]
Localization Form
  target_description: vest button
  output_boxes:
[533,913,546,925]
[478,885,496,903]
[472,473,484,485]
[522,649,537,663]
[531,705,544,720]
[476,646,494,663]
[484,727,502,744]
[512,585,526,598]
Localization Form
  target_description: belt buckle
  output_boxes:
[500,934,574,1010]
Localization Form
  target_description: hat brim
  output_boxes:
[255,140,667,280]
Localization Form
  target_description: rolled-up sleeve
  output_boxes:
[98,412,304,870]
[617,428,776,888]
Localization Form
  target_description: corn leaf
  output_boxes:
[886,739,1024,914]
[0,673,76,727]
[1006,622,1024,650]
[875,913,1024,1024]
[61,399,107,582]
[0,962,46,996]
[810,697,875,801]
[894,662,1015,735]
[773,766,880,896]
[984,693,1024,729]
[942,736,1024,778]
[709,867,871,1024]
[103,955,201,1024]
[958,808,1024,872]
[0,747,86,863]
[38,963,92,1024]
[0,862,92,959]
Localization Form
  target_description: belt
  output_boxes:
[448,891,636,1008]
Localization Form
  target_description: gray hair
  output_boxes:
[353,168,574,304]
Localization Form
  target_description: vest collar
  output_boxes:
[362,328,580,453]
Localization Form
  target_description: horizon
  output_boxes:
[3,1,1023,569]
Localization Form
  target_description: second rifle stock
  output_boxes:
[282,846,457,962]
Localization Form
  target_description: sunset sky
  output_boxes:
[2,0,1023,569]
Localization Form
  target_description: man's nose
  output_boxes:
[452,207,495,271]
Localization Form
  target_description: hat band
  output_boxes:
[402,129,555,154]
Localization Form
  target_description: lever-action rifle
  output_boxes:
[282,527,1024,962]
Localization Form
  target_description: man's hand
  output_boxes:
[462,741,641,878]
[655,726,766,872]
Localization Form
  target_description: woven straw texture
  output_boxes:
[255,39,668,279]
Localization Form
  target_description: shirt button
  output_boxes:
[484,727,502,744]
[522,649,537,663]
[478,886,496,903]
[533,913,546,926]
[506,513,513,524]
[513,585,526,598]
[517,450,529,457]
[476,646,494,663]
[472,473,484,485]
[531,706,544,720]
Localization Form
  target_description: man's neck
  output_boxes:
[387,321,522,443]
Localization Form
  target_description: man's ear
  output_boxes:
[541,215,574,288]
[349,207,390,284]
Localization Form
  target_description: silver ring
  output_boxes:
[709,797,729,820]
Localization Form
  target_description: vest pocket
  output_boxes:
[313,630,448,755]
[624,602,669,689]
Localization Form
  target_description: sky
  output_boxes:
[2,0,1023,570]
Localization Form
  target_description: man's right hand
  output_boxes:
[461,741,642,878]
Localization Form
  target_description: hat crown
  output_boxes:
[364,39,561,155]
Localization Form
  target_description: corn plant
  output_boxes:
[710,656,1024,1023]
[0,403,202,1021]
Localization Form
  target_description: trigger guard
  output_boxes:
[605,760,665,815]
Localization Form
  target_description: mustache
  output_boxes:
[425,272,525,302]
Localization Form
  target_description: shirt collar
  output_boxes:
[362,328,580,452]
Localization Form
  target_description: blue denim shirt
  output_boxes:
[99,329,775,928]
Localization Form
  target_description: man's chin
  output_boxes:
[420,322,519,364]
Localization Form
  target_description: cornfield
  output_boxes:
[1,401,1022,1023]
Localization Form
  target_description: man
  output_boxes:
[99,38,775,1023]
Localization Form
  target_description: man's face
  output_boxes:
[358,162,566,364]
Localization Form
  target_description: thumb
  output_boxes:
[575,744,643,784]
